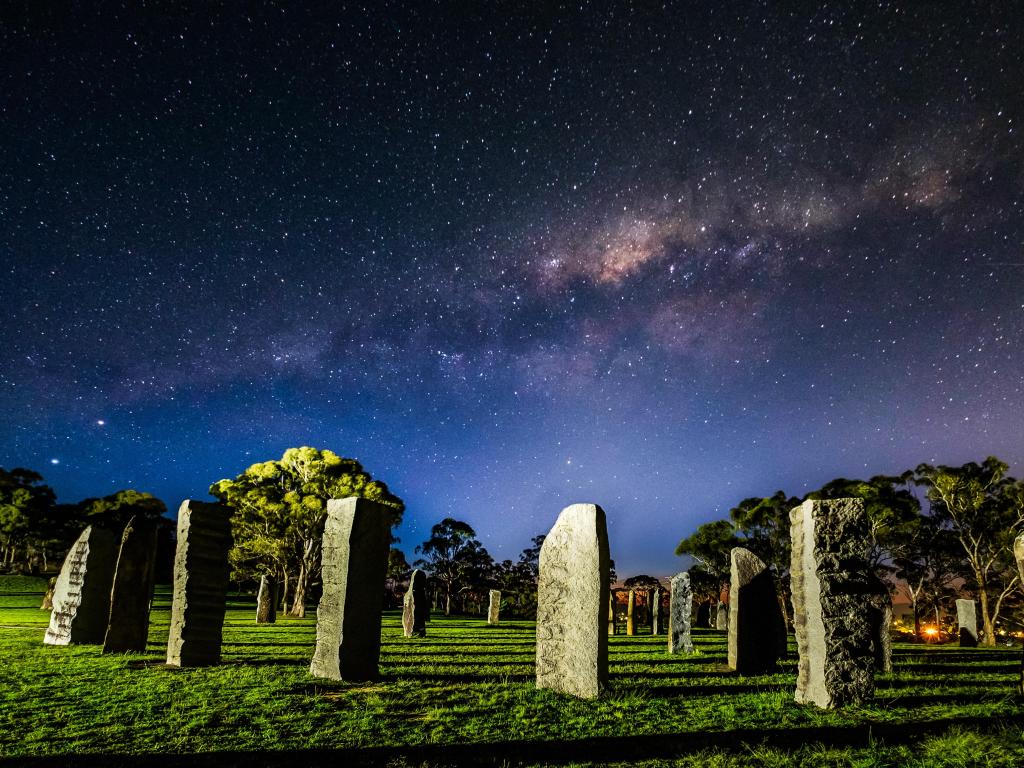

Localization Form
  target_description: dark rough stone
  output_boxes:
[866,573,893,672]
[256,575,278,624]
[728,547,785,674]
[166,500,233,667]
[103,516,158,653]
[696,601,711,628]
[310,497,391,681]
[535,503,609,699]
[488,589,501,625]
[955,599,978,648]
[668,571,693,653]
[790,498,874,708]
[402,569,428,637]
[44,526,120,645]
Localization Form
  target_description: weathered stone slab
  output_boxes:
[166,500,233,667]
[103,516,158,653]
[867,573,892,672]
[44,526,120,645]
[668,571,693,653]
[402,569,428,637]
[728,547,785,674]
[956,599,978,648]
[608,591,617,636]
[535,503,609,699]
[651,587,661,635]
[715,600,728,631]
[256,575,278,624]
[487,589,501,625]
[790,498,874,708]
[310,497,391,681]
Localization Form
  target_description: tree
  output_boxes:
[211,447,404,617]
[415,518,494,615]
[915,457,1024,645]
[729,491,800,626]
[676,519,739,589]
[892,514,963,639]
[0,468,69,572]
[79,489,166,530]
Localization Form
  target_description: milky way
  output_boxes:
[1,4,1022,576]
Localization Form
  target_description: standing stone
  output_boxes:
[728,547,785,674]
[402,569,428,638]
[626,590,636,635]
[103,516,158,653]
[956,599,978,648]
[44,526,120,645]
[608,591,617,636]
[535,503,610,699]
[790,498,874,708]
[867,573,893,673]
[696,601,711,628]
[166,500,233,667]
[715,600,728,631]
[487,589,501,625]
[310,497,391,681]
[651,587,661,635]
[668,571,694,653]
[256,575,278,624]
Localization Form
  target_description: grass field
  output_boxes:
[1,576,1023,767]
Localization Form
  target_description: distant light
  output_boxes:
[924,627,938,636]
[49,458,60,465]
[96,419,105,426]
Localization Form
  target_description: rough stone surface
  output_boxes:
[715,601,728,631]
[166,500,233,667]
[103,516,158,653]
[790,498,874,708]
[956,599,978,648]
[256,575,278,624]
[535,503,609,699]
[651,587,661,635]
[866,573,893,672]
[728,547,785,674]
[668,571,694,653]
[44,526,120,645]
[487,589,501,625]
[402,569,428,637]
[310,497,391,681]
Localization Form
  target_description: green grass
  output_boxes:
[1,576,1022,766]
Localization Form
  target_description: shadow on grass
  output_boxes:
[9,715,1023,768]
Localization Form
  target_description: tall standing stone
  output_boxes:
[867,573,893,673]
[310,497,391,681]
[103,516,158,653]
[535,503,610,699]
[608,591,617,636]
[728,547,785,674]
[402,569,428,638]
[626,590,635,635]
[44,526,120,645]
[487,589,501,625]
[715,601,728,631]
[166,500,233,667]
[651,587,661,635]
[668,571,694,653]
[256,575,278,624]
[956,599,978,648]
[790,498,874,708]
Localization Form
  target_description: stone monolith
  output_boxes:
[44,526,120,645]
[102,516,158,653]
[728,547,785,674]
[488,589,501,625]
[651,587,660,635]
[668,571,693,653]
[166,500,233,667]
[715,600,728,631]
[696,601,710,628]
[867,573,893,672]
[626,590,635,635]
[790,498,874,708]
[310,497,391,681]
[256,575,278,624]
[608,592,617,636]
[402,569,428,638]
[535,503,609,699]
[956,599,978,648]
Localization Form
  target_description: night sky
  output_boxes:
[2,4,1022,577]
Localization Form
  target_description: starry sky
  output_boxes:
[2,3,1022,578]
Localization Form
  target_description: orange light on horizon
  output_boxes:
[923,627,938,637]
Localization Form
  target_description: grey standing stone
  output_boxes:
[626,589,635,635]
[103,516,158,653]
[867,573,893,673]
[715,600,728,631]
[956,599,978,648]
[790,498,874,708]
[668,571,694,653]
[651,587,661,635]
[535,503,610,699]
[402,569,428,637]
[728,547,785,674]
[166,500,233,667]
[310,497,391,681]
[44,526,120,645]
[608,591,617,636]
[488,589,501,625]
[256,575,278,624]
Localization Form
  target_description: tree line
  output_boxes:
[676,456,1024,646]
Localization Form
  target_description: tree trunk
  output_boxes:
[912,601,921,641]
[445,590,452,616]
[290,561,307,617]
[978,584,995,646]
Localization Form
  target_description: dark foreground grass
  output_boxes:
[1,576,1022,767]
